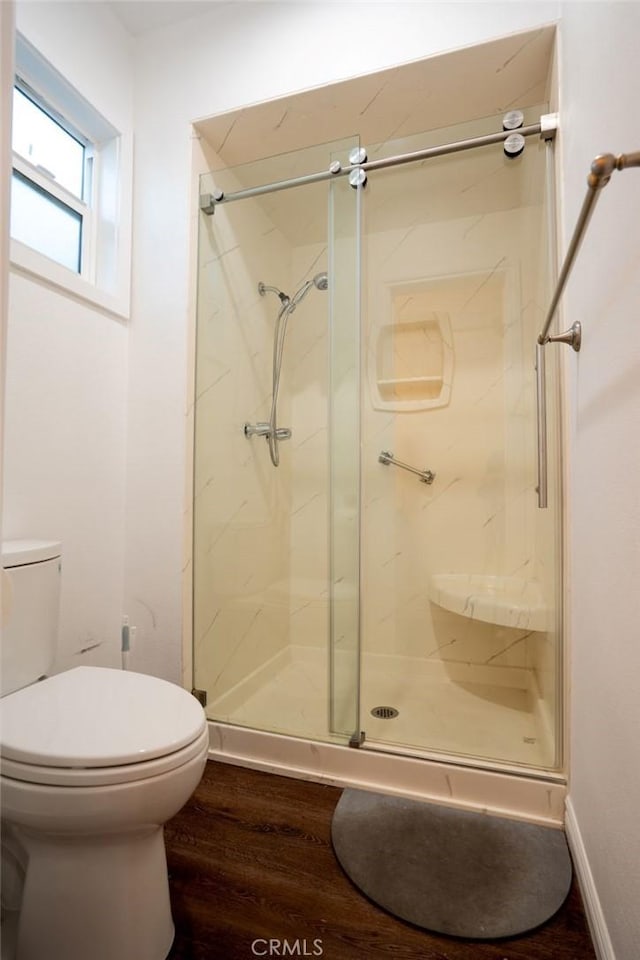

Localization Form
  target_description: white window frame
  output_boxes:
[12,79,92,277]
[10,34,132,319]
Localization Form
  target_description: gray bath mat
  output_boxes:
[331,789,572,939]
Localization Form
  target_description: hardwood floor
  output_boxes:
[165,760,597,960]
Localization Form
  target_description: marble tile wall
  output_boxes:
[358,128,556,702]
[196,27,555,170]
[194,147,358,711]
[193,167,296,704]
[285,240,331,649]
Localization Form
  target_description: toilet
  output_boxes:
[0,540,209,960]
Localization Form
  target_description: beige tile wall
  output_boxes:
[360,134,549,661]
[193,169,295,704]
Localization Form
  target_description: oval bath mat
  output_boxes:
[331,789,572,939]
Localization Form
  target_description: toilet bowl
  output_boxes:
[0,665,209,960]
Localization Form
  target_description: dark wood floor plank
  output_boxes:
[165,760,597,960]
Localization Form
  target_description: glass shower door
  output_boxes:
[328,160,362,742]
[193,138,362,746]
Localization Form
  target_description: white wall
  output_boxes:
[2,3,134,671]
[559,3,640,957]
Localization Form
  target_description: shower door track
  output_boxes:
[200,115,557,213]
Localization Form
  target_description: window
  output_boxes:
[11,83,91,273]
[10,34,132,318]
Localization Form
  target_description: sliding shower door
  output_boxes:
[192,138,361,744]
[357,110,563,770]
[193,106,563,774]
[328,165,362,741]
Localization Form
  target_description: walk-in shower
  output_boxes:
[193,104,563,780]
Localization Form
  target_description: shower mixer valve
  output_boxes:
[244,422,292,442]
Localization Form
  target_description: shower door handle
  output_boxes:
[535,343,548,509]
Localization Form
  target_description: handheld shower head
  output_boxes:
[289,272,329,310]
[255,270,329,469]
[259,273,328,313]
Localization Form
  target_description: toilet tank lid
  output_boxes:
[2,539,62,568]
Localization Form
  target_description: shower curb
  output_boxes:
[206,721,566,828]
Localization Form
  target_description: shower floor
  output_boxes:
[208,644,554,770]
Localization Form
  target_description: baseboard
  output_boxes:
[564,797,616,960]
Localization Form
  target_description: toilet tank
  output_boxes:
[1,540,62,697]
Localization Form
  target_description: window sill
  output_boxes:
[10,238,130,321]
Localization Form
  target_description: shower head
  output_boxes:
[259,273,328,312]
[290,273,329,313]
[288,272,329,310]
[258,281,289,304]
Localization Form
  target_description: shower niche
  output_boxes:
[369,280,453,412]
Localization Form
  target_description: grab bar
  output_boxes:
[378,451,435,485]
[538,151,640,349]
[535,149,640,508]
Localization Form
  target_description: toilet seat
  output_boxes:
[1,726,209,787]
[0,665,207,785]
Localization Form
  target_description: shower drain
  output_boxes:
[370,705,399,720]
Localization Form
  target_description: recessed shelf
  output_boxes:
[377,376,444,386]
[377,375,445,403]
[369,279,454,412]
